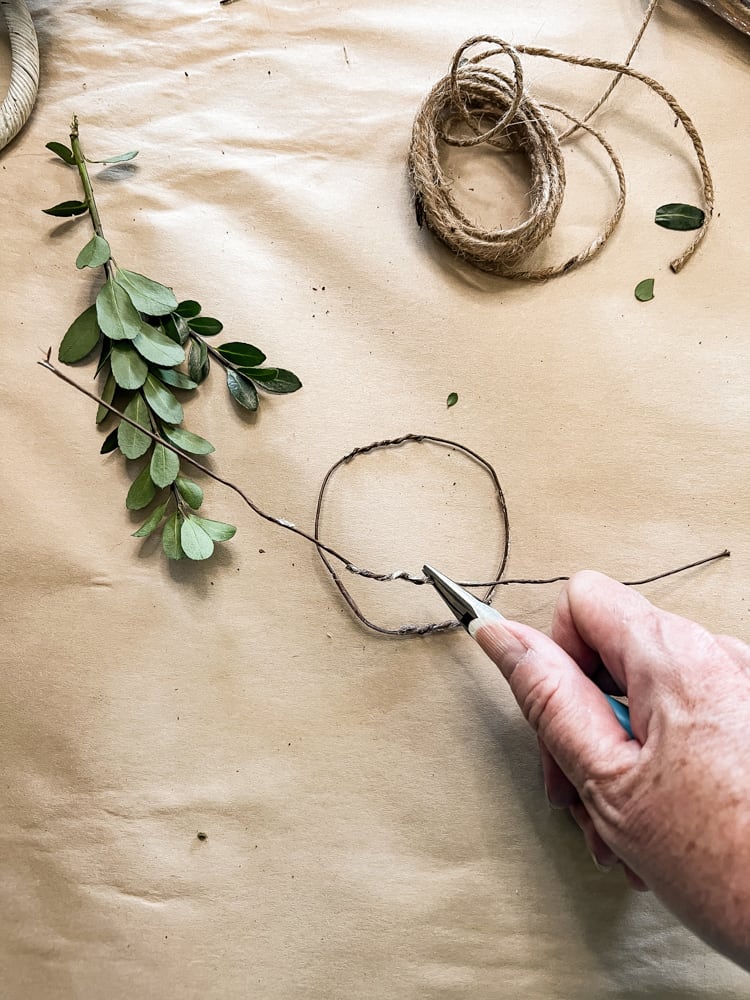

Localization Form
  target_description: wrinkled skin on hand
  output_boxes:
[473,572,750,970]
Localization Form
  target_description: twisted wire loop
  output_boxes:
[0,0,40,151]
[313,434,510,636]
[408,33,713,279]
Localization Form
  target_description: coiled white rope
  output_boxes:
[0,0,39,151]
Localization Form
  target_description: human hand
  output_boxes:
[472,571,750,969]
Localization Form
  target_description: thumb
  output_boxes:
[473,615,638,789]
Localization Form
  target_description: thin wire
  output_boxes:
[39,358,730,635]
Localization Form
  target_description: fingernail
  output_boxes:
[469,617,528,679]
[592,857,615,873]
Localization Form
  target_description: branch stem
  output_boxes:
[69,115,113,280]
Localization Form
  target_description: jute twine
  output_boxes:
[408,28,714,279]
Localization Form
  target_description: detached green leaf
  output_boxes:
[115,269,178,316]
[188,316,223,337]
[42,199,89,217]
[86,150,139,164]
[58,304,101,363]
[76,234,111,269]
[175,300,201,319]
[180,518,215,560]
[96,278,144,340]
[218,341,266,367]
[634,278,655,302]
[447,392,458,408]
[188,338,210,384]
[226,369,258,410]
[162,425,215,454]
[100,426,120,454]
[133,500,169,538]
[45,141,75,164]
[118,393,152,459]
[143,374,184,423]
[162,512,185,560]
[654,203,705,231]
[133,325,185,366]
[191,516,236,542]
[126,462,158,510]
[155,367,197,391]
[176,476,203,510]
[96,370,117,424]
[111,342,148,389]
[150,442,180,488]
[248,368,302,395]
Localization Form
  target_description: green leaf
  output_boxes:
[188,338,210,384]
[96,278,144,340]
[115,268,178,316]
[133,500,169,538]
[191,515,236,542]
[188,316,223,337]
[238,366,279,382]
[86,150,139,164]
[58,304,101,363]
[175,300,201,319]
[94,340,112,377]
[176,476,203,510]
[162,425,215,455]
[150,442,180,488]
[155,367,197,391]
[180,518,215,560]
[447,392,458,408]
[654,203,705,231]
[132,324,185,366]
[118,393,152,459]
[218,341,265,366]
[96,370,117,424]
[75,234,111,269]
[111,342,148,389]
[226,369,258,410]
[164,314,191,345]
[45,141,75,164]
[42,199,89,217]
[143,374,184,423]
[162,512,185,560]
[100,426,120,454]
[126,462,158,510]
[634,278,655,302]
[248,368,302,395]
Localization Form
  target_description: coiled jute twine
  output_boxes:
[408,27,714,279]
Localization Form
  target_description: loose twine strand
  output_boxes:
[39,358,729,636]
[408,5,714,279]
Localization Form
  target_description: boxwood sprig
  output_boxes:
[45,117,302,563]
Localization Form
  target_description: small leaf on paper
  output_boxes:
[226,369,258,410]
[175,300,202,319]
[180,518,215,560]
[249,368,302,395]
[111,343,148,389]
[118,393,152,459]
[76,234,111,269]
[86,150,139,164]
[126,461,158,510]
[188,316,223,337]
[96,278,144,340]
[634,278,655,302]
[115,268,178,316]
[162,425,215,455]
[42,199,89,217]
[654,203,705,231]
[133,501,169,538]
[191,515,236,542]
[45,141,75,165]
[217,341,266,367]
[176,477,203,510]
[58,304,101,363]
[150,442,180,488]
[446,392,458,408]
[162,512,185,560]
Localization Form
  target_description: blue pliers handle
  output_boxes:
[605,695,632,737]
